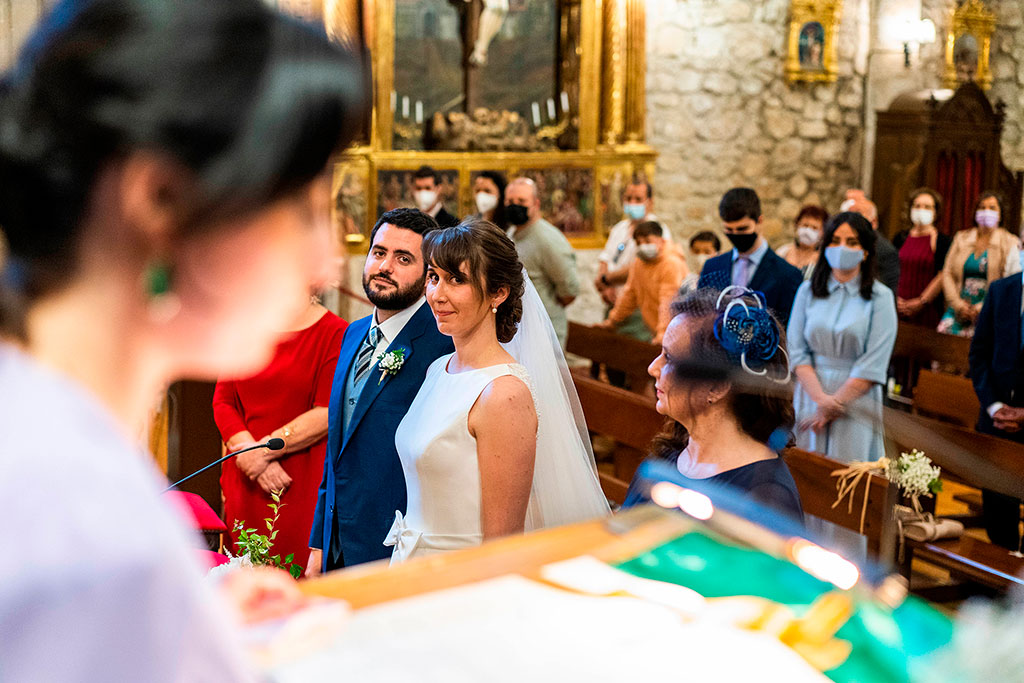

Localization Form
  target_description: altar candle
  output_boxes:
[415,100,423,124]
[390,90,397,113]
[561,91,569,113]
[547,98,556,121]
[532,102,541,127]
[402,96,410,119]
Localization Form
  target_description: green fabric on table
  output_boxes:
[614,531,953,683]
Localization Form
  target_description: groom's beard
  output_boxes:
[363,272,425,311]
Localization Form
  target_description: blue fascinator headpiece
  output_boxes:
[712,286,790,383]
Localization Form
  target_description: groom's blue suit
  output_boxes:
[309,302,454,570]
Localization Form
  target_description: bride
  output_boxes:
[385,218,610,563]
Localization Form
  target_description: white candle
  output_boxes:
[547,98,556,120]
[402,96,409,119]
[532,102,541,127]
[561,91,569,113]
[390,90,397,113]
[415,100,423,124]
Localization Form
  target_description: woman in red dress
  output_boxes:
[893,188,951,328]
[213,296,347,570]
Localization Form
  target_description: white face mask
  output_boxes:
[475,191,498,215]
[637,243,660,261]
[414,190,438,212]
[694,253,712,271]
[796,225,821,247]
[910,208,934,227]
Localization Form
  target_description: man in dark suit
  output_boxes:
[968,272,1024,550]
[306,209,455,574]
[412,165,459,228]
[697,187,803,324]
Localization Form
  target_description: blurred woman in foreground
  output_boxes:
[0,0,366,680]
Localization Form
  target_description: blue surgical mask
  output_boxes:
[825,245,864,271]
[623,203,647,221]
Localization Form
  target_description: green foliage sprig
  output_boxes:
[232,490,302,579]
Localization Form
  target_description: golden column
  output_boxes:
[600,0,627,146]
[623,0,646,144]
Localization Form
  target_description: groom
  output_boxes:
[307,208,454,574]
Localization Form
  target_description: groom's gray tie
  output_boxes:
[353,325,380,387]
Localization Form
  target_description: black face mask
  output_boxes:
[506,204,530,226]
[725,231,758,253]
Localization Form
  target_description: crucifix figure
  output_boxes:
[449,0,510,111]
[463,0,509,66]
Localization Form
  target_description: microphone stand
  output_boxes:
[164,438,285,492]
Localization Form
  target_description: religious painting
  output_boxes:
[376,169,460,218]
[332,158,370,244]
[391,0,573,151]
[520,167,594,238]
[798,21,825,70]
[785,0,841,84]
[942,0,996,90]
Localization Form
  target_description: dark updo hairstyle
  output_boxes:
[650,288,794,460]
[809,211,876,301]
[0,0,368,336]
[422,218,525,343]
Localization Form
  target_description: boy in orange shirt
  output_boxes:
[596,221,688,345]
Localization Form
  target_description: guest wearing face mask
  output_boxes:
[698,187,803,324]
[471,171,508,230]
[595,180,668,336]
[679,231,721,296]
[411,165,459,228]
[938,190,1021,338]
[595,222,688,345]
[788,212,897,466]
[777,205,828,279]
[893,188,951,328]
[505,177,579,349]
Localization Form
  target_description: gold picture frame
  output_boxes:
[942,0,996,91]
[785,0,842,84]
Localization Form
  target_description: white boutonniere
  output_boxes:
[376,348,407,384]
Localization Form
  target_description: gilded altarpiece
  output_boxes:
[288,0,656,250]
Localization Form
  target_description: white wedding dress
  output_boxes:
[385,354,535,563]
[385,276,610,565]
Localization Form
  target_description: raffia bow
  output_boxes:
[830,458,890,534]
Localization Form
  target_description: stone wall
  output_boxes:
[644,0,871,248]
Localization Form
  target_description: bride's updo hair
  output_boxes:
[422,218,525,343]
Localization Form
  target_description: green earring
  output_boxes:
[144,261,173,299]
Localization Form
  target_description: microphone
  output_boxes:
[164,438,285,492]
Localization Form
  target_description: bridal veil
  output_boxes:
[502,273,611,528]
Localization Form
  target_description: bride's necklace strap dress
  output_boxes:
[387,354,535,564]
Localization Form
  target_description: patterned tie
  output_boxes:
[353,325,380,387]
[735,256,751,289]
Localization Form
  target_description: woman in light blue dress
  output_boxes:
[787,212,898,465]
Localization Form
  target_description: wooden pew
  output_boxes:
[782,447,897,563]
[883,408,1024,594]
[885,408,1024,494]
[567,322,660,392]
[911,370,980,428]
[573,373,664,504]
[891,321,972,375]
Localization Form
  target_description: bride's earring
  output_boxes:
[491,303,498,313]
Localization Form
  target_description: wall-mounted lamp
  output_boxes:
[903,18,936,68]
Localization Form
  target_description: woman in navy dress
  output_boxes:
[626,288,803,523]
